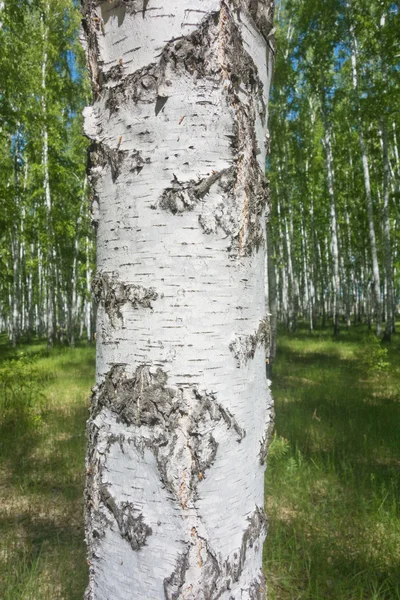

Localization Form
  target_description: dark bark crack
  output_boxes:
[155,168,232,214]
[163,547,190,600]
[228,507,267,583]
[92,271,158,327]
[164,507,267,600]
[100,485,153,550]
[259,403,275,465]
[91,365,246,495]
[218,5,272,255]
[89,143,148,183]
[229,0,275,41]
[229,317,271,367]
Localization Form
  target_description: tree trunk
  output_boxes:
[321,104,340,336]
[381,121,394,341]
[41,4,55,347]
[348,15,382,336]
[82,2,274,598]
[266,225,277,376]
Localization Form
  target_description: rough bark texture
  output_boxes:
[81,1,274,598]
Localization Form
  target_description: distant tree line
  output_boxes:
[0,0,93,347]
[267,0,399,342]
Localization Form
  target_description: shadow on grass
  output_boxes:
[264,325,400,600]
[265,515,400,600]
[0,400,89,599]
[0,337,92,599]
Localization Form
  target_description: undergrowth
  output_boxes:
[264,322,400,600]
[1,323,399,599]
[0,335,94,600]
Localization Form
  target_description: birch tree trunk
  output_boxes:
[321,104,340,336]
[348,14,382,336]
[381,118,394,341]
[266,225,277,375]
[41,4,55,347]
[81,2,274,598]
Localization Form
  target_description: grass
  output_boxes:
[264,323,400,600]
[1,325,399,599]
[0,335,94,599]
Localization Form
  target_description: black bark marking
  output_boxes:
[105,64,159,113]
[163,547,190,600]
[227,507,268,583]
[142,0,150,18]
[93,365,177,427]
[89,143,147,183]
[156,168,235,228]
[92,271,158,327]
[92,365,246,494]
[164,507,267,599]
[229,317,271,367]
[248,571,268,600]
[231,0,275,41]
[259,403,275,465]
[219,6,272,255]
[155,95,168,115]
[157,169,231,215]
[100,485,152,550]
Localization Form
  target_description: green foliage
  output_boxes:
[359,333,390,372]
[267,434,290,466]
[0,0,93,344]
[0,353,47,430]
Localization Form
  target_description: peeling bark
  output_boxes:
[100,485,153,550]
[229,317,271,367]
[92,271,158,327]
[82,1,274,598]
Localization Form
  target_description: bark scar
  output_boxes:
[100,484,152,550]
[92,271,158,328]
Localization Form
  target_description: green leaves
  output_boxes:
[0,0,93,343]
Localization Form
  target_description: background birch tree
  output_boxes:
[267,0,399,343]
[0,0,93,346]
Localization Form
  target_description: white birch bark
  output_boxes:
[276,196,288,325]
[82,2,274,598]
[85,235,92,341]
[348,12,382,336]
[381,119,394,340]
[266,226,277,373]
[71,177,88,347]
[41,4,55,346]
[321,106,340,335]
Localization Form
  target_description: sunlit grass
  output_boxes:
[264,322,400,600]
[1,323,399,599]
[0,336,94,599]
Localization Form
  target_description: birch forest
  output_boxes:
[1,0,399,346]
[268,0,399,342]
[0,0,92,347]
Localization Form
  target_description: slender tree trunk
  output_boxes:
[41,4,54,347]
[348,16,382,336]
[266,225,277,376]
[276,196,288,326]
[381,119,394,341]
[85,235,92,342]
[82,2,274,598]
[321,102,340,336]
[11,234,19,347]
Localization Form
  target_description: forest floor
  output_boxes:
[264,323,400,600]
[0,337,93,599]
[0,325,399,599]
